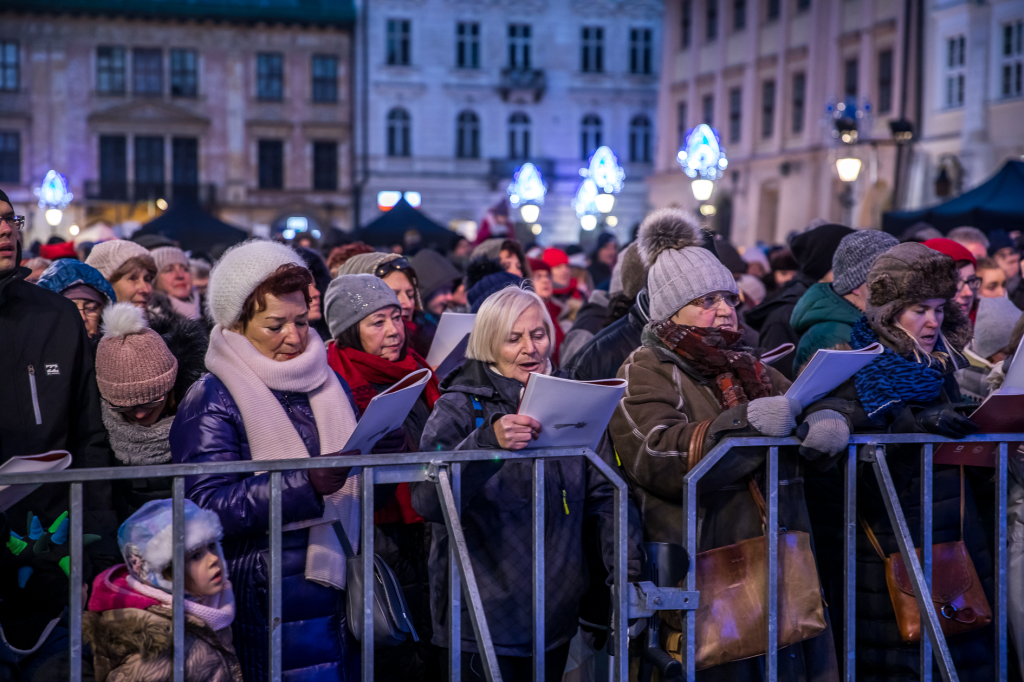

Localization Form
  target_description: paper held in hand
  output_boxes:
[517,373,627,450]
[343,368,432,455]
[785,342,884,408]
[0,451,72,512]
[425,313,476,368]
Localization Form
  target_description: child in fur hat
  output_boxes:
[84,499,241,682]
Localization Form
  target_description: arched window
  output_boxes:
[456,110,480,159]
[387,108,411,157]
[508,112,531,160]
[629,114,652,163]
[581,114,602,160]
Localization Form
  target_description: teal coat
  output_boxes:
[790,283,862,371]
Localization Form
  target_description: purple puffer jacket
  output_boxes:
[170,372,359,682]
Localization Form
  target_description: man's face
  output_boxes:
[994,248,1021,281]
[0,200,19,273]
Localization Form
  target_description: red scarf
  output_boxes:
[326,342,442,525]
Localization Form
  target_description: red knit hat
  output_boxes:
[39,241,77,260]
[542,248,569,268]
[528,257,550,273]
[923,238,977,268]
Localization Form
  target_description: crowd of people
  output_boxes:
[1,182,1022,682]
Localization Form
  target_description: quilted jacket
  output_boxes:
[170,374,359,682]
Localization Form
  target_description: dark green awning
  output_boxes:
[2,0,355,26]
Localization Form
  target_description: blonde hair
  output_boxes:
[466,285,554,364]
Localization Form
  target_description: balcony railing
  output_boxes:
[83,181,216,206]
[498,68,546,103]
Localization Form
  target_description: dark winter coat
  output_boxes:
[744,273,815,379]
[170,374,359,682]
[608,326,840,682]
[559,294,610,366]
[789,283,861,371]
[564,289,649,381]
[412,359,641,656]
[0,264,118,651]
[807,374,995,682]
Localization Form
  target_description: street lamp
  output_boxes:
[580,215,598,231]
[594,193,615,214]
[690,179,714,201]
[836,157,862,182]
[45,208,63,226]
[677,124,728,205]
[520,204,540,223]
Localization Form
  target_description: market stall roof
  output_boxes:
[359,199,460,253]
[133,200,248,257]
[883,160,1024,234]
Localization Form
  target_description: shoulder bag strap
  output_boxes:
[332,520,357,560]
[747,477,768,527]
[859,516,888,561]
[960,464,965,540]
[470,394,486,429]
[686,419,713,472]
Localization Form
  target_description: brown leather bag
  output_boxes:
[861,466,992,643]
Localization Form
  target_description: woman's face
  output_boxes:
[358,306,405,362]
[382,270,416,320]
[531,270,553,299]
[979,267,1007,299]
[236,290,310,361]
[495,304,550,386]
[112,267,153,309]
[670,291,739,331]
[156,263,192,300]
[897,298,946,353]
[954,263,977,315]
[551,263,571,289]
[598,240,618,267]
[308,283,322,322]
[499,249,523,277]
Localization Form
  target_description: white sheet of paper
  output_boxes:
[1002,351,1024,393]
[343,368,432,454]
[426,313,476,368]
[0,451,72,512]
[785,342,884,408]
[517,374,627,450]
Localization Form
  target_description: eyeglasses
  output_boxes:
[958,276,982,292]
[110,395,167,414]
[1,215,25,230]
[74,300,103,316]
[686,292,741,310]
[373,257,412,279]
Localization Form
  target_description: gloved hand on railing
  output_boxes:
[914,404,979,439]
[371,427,408,454]
[307,451,356,497]
[746,396,802,437]
[796,410,850,461]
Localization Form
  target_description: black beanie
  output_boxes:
[0,188,9,206]
[790,223,854,281]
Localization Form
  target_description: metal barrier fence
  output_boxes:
[683,433,1013,682]
[0,448,630,682]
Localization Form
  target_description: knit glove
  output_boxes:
[796,410,850,462]
[746,396,801,437]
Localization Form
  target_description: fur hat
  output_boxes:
[206,240,304,328]
[610,243,647,300]
[638,208,737,321]
[865,242,972,356]
[118,499,226,593]
[96,303,178,407]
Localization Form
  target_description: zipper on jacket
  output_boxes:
[27,365,42,425]
[556,462,569,516]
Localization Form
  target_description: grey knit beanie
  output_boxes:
[974,296,1023,359]
[638,208,738,321]
[324,274,402,339]
[150,246,189,274]
[832,230,899,295]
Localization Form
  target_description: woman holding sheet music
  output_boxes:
[608,210,846,681]
[811,242,995,681]
[413,285,641,681]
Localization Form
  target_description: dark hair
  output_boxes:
[109,255,157,284]
[976,257,999,272]
[239,264,313,329]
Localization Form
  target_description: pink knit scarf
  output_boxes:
[205,325,359,590]
[128,575,236,632]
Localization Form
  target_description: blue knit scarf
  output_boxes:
[849,317,952,426]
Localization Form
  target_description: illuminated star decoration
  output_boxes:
[676,124,728,180]
[507,163,547,208]
[574,146,624,218]
[35,170,74,209]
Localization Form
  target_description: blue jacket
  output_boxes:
[170,373,359,682]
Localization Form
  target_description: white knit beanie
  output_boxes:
[150,246,189,274]
[86,240,153,280]
[206,240,305,328]
[637,208,738,321]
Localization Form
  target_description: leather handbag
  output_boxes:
[333,521,419,648]
[860,466,991,643]
[672,425,827,670]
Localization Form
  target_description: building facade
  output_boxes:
[353,0,663,246]
[0,1,354,249]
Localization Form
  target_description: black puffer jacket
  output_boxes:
[744,273,814,380]
[412,359,641,656]
[564,289,649,381]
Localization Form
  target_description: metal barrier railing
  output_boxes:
[682,433,1012,682]
[0,448,630,682]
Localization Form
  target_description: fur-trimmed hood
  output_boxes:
[864,242,972,357]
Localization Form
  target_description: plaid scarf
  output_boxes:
[653,320,774,409]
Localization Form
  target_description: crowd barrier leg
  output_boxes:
[269,471,283,682]
[172,478,186,682]
[843,445,857,682]
[922,444,934,682]
[871,445,958,682]
[533,458,546,682]
[997,443,1009,682]
[449,463,462,680]
[766,446,779,679]
[362,468,376,682]
[69,483,84,682]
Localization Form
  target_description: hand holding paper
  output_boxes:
[495,414,542,451]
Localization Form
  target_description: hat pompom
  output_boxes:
[637,208,704,268]
[101,302,148,339]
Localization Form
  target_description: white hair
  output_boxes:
[467,285,554,364]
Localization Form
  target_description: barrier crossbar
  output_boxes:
[683,433,1014,682]
[0,447,630,682]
